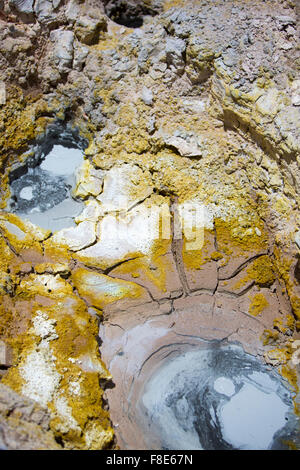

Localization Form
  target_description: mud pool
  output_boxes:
[135,343,297,450]
[7,144,84,232]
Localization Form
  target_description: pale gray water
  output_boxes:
[219,377,289,449]
[137,343,298,450]
[7,144,84,232]
[40,145,83,177]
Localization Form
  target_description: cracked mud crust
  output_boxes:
[0,0,299,450]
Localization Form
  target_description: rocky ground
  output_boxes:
[0,0,299,450]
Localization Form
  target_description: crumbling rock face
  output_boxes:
[0,0,299,450]
[0,383,61,449]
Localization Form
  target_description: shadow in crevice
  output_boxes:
[294,257,300,284]
[103,0,161,28]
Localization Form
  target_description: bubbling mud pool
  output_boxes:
[135,343,298,450]
[6,132,86,231]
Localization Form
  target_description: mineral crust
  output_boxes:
[0,0,299,450]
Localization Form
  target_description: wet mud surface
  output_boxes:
[137,343,297,450]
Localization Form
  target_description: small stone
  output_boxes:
[65,0,80,23]
[147,116,156,134]
[256,88,281,117]
[50,29,74,72]
[34,0,57,25]
[276,15,295,30]
[141,86,153,105]
[74,160,104,198]
[10,0,34,14]
[164,135,201,157]
[255,227,261,237]
[292,95,300,106]
[291,81,300,107]
[75,14,107,45]
[222,50,238,67]
[73,43,89,71]
[165,37,186,74]
[278,40,293,51]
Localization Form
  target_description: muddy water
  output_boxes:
[8,145,84,232]
[136,343,297,450]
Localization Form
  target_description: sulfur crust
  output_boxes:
[248,293,269,317]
